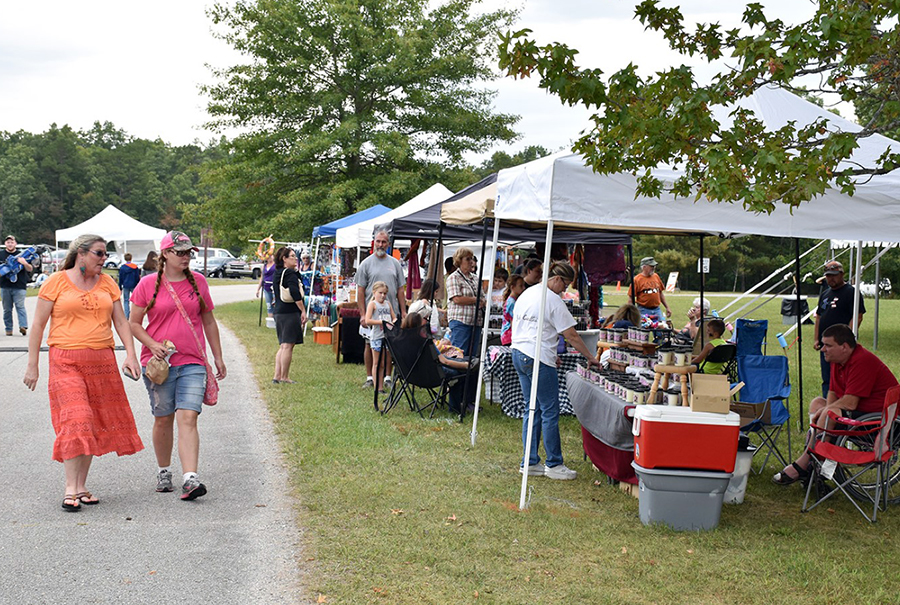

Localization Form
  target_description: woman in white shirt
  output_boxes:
[511,261,600,480]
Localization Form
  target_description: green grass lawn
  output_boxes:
[216,292,900,604]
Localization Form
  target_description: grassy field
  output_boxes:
[216,291,900,604]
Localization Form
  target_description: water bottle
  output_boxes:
[776,332,788,349]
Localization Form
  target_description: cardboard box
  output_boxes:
[690,374,743,414]
[730,401,771,425]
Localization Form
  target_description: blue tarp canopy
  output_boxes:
[312,204,392,239]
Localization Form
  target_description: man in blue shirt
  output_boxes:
[118,253,141,319]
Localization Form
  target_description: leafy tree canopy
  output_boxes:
[198,0,520,247]
[499,1,900,213]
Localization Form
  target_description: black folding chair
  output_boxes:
[379,322,463,418]
[697,343,738,383]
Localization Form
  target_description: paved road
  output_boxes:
[0,284,307,603]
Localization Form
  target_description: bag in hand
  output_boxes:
[146,340,177,385]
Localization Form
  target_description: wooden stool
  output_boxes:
[648,364,697,405]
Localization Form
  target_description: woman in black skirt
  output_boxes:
[272,247,308,384]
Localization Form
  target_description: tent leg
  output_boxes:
[471,218,501,446]
[627,244,635,305]
[795,239,804,426]
[874,252,881,350]
[459,219,490,422]
[699,235,705,350]
[519,220,555,511]
[304,236,321,339]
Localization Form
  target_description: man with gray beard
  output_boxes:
[356,231,406,388]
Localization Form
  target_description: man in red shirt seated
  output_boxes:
[773,323,899,485]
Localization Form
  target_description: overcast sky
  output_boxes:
[0,1,816,160]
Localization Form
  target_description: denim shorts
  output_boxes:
[370,337,384,352]
[142,363,207,417]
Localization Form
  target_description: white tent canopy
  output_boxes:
[55,204,166,260]
[495,87,900,241]
[491,85,900,509]
[335,183,453,248]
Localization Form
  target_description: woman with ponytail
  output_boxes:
[23,234,144,512]
[129,231,226,502]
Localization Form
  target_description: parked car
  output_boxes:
[43,249,68,272]
[191,248,253,278]
[104,252,121,269]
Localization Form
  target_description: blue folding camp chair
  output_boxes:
[734,318,768,357]
[737,355,792,474]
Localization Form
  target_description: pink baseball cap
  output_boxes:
[160,231,198,252]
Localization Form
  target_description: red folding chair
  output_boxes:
[802,385,900,523]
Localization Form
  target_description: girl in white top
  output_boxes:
[407,278,441,336]
[365,281,396,392]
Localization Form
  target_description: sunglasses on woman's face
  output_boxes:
[169,250,191,257]
[88,250,110,258]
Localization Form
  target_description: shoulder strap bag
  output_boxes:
[162,276,219,406]
[279,268,305,304]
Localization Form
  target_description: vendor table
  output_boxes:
[567,373,637,484]
[484,346,583,418]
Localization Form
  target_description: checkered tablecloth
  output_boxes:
[484,346,584,419]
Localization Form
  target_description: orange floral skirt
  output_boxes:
[48,347,144,462]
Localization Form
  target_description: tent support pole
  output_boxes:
[852,240,862,335]
[304,236,321,339]
[471,217,501,446]
[627,244,635,305]
[874,251,881,350]
[519,220,554,511]
[258,288,264,327]
[699,235,705,350]
[459,218,490,422]
[795,238,804,426]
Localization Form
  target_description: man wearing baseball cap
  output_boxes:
[1,234,32,336]
[627,256,671,321]
[814,260,865,397]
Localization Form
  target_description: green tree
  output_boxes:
[198,0,520,247]
[499,1,900,212]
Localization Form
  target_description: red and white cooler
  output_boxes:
[632,405,741,473]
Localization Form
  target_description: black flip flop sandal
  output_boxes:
[62,494,82,512]
[75,491,99,505]
[772,462,810,486]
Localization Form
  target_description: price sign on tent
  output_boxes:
[697,258,710,274]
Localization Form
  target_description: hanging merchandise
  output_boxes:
[406,239,423,299]
[256,236,276,260]
[583,244,628,286]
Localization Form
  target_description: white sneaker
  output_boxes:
[544,464,577,480]
[519,463,546,476]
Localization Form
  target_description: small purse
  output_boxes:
[279,268,304,304]
[163,277,219,406]
[279,269,294,303]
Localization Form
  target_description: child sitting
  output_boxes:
[691,318,728,374]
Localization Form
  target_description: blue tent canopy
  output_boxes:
[312,204,392,239]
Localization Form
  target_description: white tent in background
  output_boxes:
[55,204,166,261]
[492,85,900,509]
[334,183,453,249]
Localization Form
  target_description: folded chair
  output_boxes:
[734,318,768,357]
[379,322,463,418]
[697,343,738,383]
[802,385,900,523]
[736,355,792,474]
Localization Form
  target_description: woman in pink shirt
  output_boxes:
[129,231,227,502]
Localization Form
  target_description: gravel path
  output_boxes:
[0,284,308,603]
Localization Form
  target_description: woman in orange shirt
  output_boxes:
[23,234,143,512]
